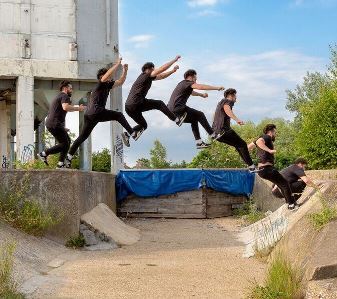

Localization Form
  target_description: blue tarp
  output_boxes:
[116,169,255,202]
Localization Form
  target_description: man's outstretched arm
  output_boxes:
[191,83,224,91]
[151,55,181,77]
[154,65,179,80]
[192,91,208,98]
[101,57,122,82]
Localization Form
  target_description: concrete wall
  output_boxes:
[0,0,118,79]
[0,170,116,243]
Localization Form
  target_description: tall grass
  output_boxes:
[248,251,304,299]
[0,175,62,236]
[309,200,337,230]
[0,242,24,299]
[234,198,265,225]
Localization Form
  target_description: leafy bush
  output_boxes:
[65,234,85,249]
[92,148,111,172]
[295,85,337,169]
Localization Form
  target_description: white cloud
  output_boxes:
[193,9,223,17]
[188,0,220,7]
[290,0,337,7]
[128,34,155,48]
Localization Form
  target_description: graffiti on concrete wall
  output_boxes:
[21,144,35,164]
[1,155,9,169]
[115,135,123,164]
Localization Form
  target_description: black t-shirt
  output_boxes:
[212,98,235,134]
[86,80,115,115]
[256,134,275,164]
[126,73,156,106]
[167,80,194,111]
[281,164,306,183]
[46,92,71,128]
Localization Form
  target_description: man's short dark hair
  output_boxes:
[97,68,108,80]
[224,88,237,98]
[184,69,197,79]
[142,62,155,73]
[263,124,276,134]
[59,80,71,91]
[295,157,308,165]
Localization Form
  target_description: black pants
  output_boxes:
[272,180,306,201]
[45,126,71,162]
[217,129,253,166]
[173,105,213,140]
[258,165,295,204]
[68,109,133,156]
[125,99,176,132]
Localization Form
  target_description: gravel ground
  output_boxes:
[31,217,266,299]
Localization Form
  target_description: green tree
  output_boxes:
[92,148,111,172]
[134,158,151,169]
[149,140,171,169]
[286,45,337,126]
[296,84,337,169]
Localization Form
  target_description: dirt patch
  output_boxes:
[30,217,266,299]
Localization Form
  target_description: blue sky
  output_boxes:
[69,0,337,166]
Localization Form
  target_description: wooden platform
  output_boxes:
[118,188,247,219]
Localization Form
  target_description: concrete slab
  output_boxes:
[81,203,141,246]
[238,181,332,258]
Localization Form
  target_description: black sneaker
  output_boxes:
[196,141,211,149]
[37,152,49,166]
[122,132,130,147]
[56,163,66,169]
[176,112,187,127]
[132,128,144,141]
[288,203,300,211]
[248,165,259,173]
[65,157,72,169]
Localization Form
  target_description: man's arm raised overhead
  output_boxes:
[101,57,122,82]
[151,55,181,77]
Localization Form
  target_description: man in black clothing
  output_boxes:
[38,80,85,168]
[125,55,183,141]
[212,88,256,171]
[167,69,224,149]
[272,158,317,201]
[248,124,297,210]
[66,57,136,167]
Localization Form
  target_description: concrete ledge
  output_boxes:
[0,170,116,244]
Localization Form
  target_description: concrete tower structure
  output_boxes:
[0,0,124,173]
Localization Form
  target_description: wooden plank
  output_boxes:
[121,196,203,207]
[118,212,206,219]
[119,204,204,215]
[206,196,246,206]
[206,205,232,218]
